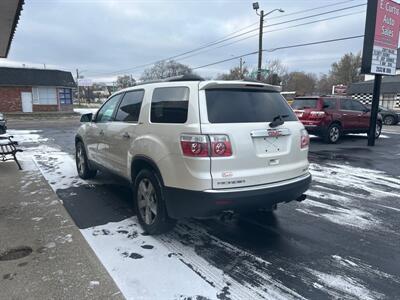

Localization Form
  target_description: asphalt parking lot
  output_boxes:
[6,117,400,300]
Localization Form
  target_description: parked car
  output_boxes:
[365,105,399,125]
[75,76,311,234]
[0,113,7,134]
[291,96,382,143]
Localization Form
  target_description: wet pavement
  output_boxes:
[7,118,400,300]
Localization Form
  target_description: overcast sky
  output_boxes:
[0,0,367,83]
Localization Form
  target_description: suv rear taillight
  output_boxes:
[209,135,232,157]
[180,135,209,157]
[180,134,232,157]
[309,111,325,119]
[300,129,309,149]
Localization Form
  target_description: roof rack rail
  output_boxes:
[165,74,205,82]
[133,74,205,87]
[241,77,264,83]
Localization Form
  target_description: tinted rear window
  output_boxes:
[151,87,189,123]
[291,99,318,109]
[205,89,297,123]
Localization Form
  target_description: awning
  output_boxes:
[0,0,24,58]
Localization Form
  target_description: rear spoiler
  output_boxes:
[199,81,282,92]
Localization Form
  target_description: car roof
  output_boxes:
[117,79,281,94]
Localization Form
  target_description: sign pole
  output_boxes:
[367,75,382,146]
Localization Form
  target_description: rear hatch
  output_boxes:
[291,98,321,120]
[198,82,309,190]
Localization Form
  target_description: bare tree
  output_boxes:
[316,73,334,95]
[116,75,136,89]
[217,66,249,80]
[253,59,288,85]
[330,52,362,86]
[140,60,192,81]
[282,72,317,96]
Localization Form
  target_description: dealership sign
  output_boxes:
[361,0,400,75]
[78,78,93,87]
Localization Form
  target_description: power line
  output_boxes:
[176,10,365,62]
[192,35,364,70]
[87,2,366,77]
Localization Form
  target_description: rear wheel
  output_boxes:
[384,115,395,125]
[134,169,176,235]
[324,123,341,144]
[75,141,97,179]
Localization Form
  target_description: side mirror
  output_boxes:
[80,113,93,123]
[322,104,329,109]
[364,108,370,113]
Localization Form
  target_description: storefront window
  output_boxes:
[59,88,72,104]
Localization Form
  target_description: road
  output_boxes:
[7,117,400,300]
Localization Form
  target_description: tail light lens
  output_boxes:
[180,134,232,157]
[309,111,325,119]
[209,135,232,157]
[180,135,209,157]
[300,129,309,149]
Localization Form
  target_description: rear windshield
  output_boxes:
[291,99,318,109]
[205,89,297,123]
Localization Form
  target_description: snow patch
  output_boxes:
[308,269,382,300]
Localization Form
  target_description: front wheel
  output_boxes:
[134,169,176,235]
[75,141,97,179]
[375,122,382,139]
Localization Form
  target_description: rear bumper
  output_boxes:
[304,125,325,135]
[164,173,312,219]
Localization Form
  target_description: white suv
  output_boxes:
[75,75,311,234]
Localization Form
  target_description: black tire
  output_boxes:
[134,169,176,235]
[75,141,97,179]
[323,123,341,144]
[383,115,395,125]
[375,122,382,139]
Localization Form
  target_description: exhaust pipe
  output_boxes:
[296,194,307,202]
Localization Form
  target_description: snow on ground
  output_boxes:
[297,163,400,231]
[8,128,400,299]
[307,269,382,300]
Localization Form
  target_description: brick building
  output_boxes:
[0,67,76,112]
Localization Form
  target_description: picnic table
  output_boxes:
[0,136,23,170]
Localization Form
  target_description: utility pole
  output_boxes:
[239,57,245,79]
[252,3,284,81]
[257,10,264,81]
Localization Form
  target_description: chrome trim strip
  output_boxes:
[204,172,311,193]
[250,128,291,138]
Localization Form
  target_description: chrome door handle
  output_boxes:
[122,132,130,139]
[99,130,104,136]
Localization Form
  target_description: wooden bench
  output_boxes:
[0,136,23,170]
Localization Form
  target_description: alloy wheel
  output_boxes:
[375,123,382,138]
[330,126,340,142]
[137,178,158,225]
[76,145,85,176]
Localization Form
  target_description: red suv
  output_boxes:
[291,96,382,143]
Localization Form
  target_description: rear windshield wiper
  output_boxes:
[269,114,289,128]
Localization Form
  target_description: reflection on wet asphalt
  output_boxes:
[10,120,400,299]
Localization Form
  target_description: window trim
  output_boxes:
[59,88,73,105]
[149,86,190,124]
[114,89,145,123]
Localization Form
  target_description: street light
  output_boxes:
[252,3,284,80]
